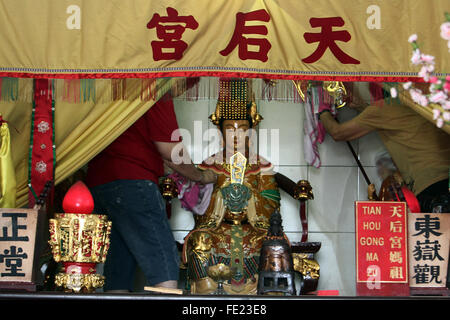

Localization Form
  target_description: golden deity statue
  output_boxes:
[182,78,282,295]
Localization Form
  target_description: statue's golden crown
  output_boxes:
[209,78,263,126]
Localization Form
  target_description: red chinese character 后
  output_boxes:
[147,7,199,61]
[302,17,360,64]
[220,9,271,62]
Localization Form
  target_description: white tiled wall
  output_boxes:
[166,84,388,296]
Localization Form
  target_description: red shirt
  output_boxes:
[86,95,181,188]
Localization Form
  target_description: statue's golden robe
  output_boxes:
[182,154,281,294]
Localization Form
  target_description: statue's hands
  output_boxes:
[199,170,217,185]
[368,183,377,200]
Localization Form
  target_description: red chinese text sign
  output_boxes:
[355,201,409,296]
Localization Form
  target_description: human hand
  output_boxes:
[345,94,369,112]
[199,170,217,185]
[318,102,332,114]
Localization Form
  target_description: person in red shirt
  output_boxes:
[86,93,216,292]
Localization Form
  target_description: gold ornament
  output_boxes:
[293,180,314,201]
[49,213,111,263]
[54,273,105,293]
[292,80,306,102]
[209,78,263,126]
[229,152,247,185]
[323,81,347,109]
[48,213,112,292]
[292,253,320,280]
[160,177,178,200]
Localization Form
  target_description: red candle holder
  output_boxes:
[48,181,112,293]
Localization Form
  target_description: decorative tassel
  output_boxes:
[322,85,333,105]
[1,77,19,101]
[185,77,199,101]
[0,77,400,105]
[209,77,219,102]
[262,79,275,101]
[344,81,354,105]
[17,78,33,103]
[61,79,81,103]
[369,81,384,106]
[125,79,139,101]
[121,79,127,100]
[95,79,112,103]
[154,78,167,102]
[141,78,156,101]
[292,81,303,103]
[111,79,122,101]
[80,79,96,102]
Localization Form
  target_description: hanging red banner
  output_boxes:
[28,79,54,207]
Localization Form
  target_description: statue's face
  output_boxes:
[221,119,251,154]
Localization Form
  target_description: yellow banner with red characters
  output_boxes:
[0,0,449,81]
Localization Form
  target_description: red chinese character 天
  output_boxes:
[302,17,360,64]
[147,7,199,61]
[220,9,271,62]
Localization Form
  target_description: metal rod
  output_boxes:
[346,141,372,186]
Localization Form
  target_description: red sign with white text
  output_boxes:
[356,201,408,284]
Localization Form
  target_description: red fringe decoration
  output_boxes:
[64,79,80,103]
[369,81,384,106]
[344,82,354,105]
[185,77,200,101]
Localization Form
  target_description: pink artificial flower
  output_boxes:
[441,22,450,41]
[443,112,450,122]
[420,54,435,64]
[410,89,428,107]
[409,89,420,103]
[419,95,429,107]
[444,81,450,92]
[432,108,441,120]
[390,87,398,98]
[429,91,448,104]
[418,66,430,81]
[429,77,439,84]
[408,34,418,43]
[444,101,450,110]
[403,82,412,90]
[411,49,422,65]
[436,117,444,128]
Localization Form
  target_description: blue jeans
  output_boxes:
[90,180,179,291]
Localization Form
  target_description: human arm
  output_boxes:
[155,141,217,184]
[319,111,374,141]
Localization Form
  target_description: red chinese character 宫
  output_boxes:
[302,17,360,64]
[220,9,271,62]
[147,7,199,61]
